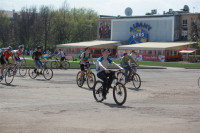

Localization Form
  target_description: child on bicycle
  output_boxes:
[96,48,124,100]
[80,47,95,80]
[121,52,138,83]
[13,45,26,74]
[32,46,45,75]
[0,46,15,79]
[56,49,65,68]
[130,50,138,73]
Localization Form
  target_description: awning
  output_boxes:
[179,50,196,54]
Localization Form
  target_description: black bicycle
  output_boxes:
[93,70,127,105]
[0,63,14,84]
[51,57,70,69]
[28,61,53,80]
[76,63,96,89]
[117,65,141,90]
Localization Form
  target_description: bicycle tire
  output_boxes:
[113,82,127,105]
[132,73,141,90]
[43,68,53,80]
[28,69,37,79]
[76,71,84,87]
[63,61,70,70]
[5,69,14,84]
[87,72,96,89]
[117,72,126,85]
[93,80,104,102]
[19,64,27,77]
[51,61,58,69]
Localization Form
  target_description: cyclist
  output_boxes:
[80,47,95,80]
[32,46,45,75]
[121,52,138,83]
[56,49,65,68]
[96,48,124,100]
[13,45,26,74]
[0,46,15,79]
[130,50,138,73]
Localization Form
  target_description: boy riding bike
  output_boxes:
[32,46,46,75]
[0,46,15,79]
[13,45,26,74]
[80,47,95,80]
[121,52,138,83]
[56,49,65,68]
[96,48,124,100]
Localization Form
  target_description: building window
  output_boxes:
[146,50,153,55]
[139,50,143,54]
[156,50,163,55]
[182,19,187,26]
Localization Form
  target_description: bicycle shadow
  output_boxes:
[127,87,144,92]
[80,86,93,91]
[103,102,133,109]
[0,83,19,87]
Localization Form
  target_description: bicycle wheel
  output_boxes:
[63,61,70,70]
[87,72,96,89]
[51,61,58,69]
[117,72,126,85]
[93,81,104,102]
[43,68,53,80]
[5,69,14,84]
[132,73,141,89]
[28,69,37,79]
[198,77,200,88]
[113,82,127,105]
[19,64,27,76]
[76,71,84,87]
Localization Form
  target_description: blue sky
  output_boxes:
[0,0,199,16]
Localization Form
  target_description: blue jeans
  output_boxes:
[123,66,132,82]
[132,65,137,73]
[35,60,43,68]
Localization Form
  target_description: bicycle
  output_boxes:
[51,56,70,69]
[76,63,96,89]
[0,63,14,84]
[117,65,141,90]
[13,59,27,77]
[93,70,127,105]
[28,61,53,80]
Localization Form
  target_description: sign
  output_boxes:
[128,22,152,44]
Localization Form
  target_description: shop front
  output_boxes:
[117,42,193,62]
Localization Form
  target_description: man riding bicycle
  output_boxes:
[96,48,124,100]
[121,52,138,83]
[0,46,15,79]
[13,45,26,74]
[33,46,45,75]
[56,49,65,68]
[80,47,95,80]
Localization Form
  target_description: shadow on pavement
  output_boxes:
[103,102,133,109]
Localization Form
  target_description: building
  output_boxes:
[56,5,199,62]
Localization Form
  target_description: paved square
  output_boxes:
[0,68,200,133]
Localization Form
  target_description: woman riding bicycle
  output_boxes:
[96,48,124,100]
[0,46,15,79]
[121,52,138,83]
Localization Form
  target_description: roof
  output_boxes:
[179,50,196,54]
[56,40,122,49]
[117,42,194,50]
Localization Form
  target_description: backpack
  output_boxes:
[32,51,36,59]
[79,52,91,59]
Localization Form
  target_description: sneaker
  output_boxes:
[37,72,40,75]
[34,69,37,73]
[40,71,43,75]
[102,95,106,100]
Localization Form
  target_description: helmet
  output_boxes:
[8,46,12,50]
[19,45,23,49]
